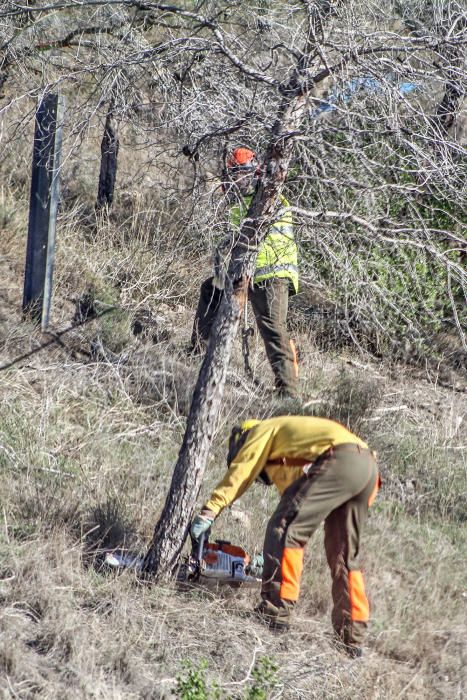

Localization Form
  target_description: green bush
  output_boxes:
[245,657,279,700]
[294,124,466,361]
[175,656,279,700]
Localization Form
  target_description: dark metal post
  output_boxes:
[96,100,119,210]
[23,93,64,330]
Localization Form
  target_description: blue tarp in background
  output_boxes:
[310,76,419,118]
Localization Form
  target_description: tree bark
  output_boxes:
[96,100,119,210]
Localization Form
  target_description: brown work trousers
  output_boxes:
[190,276,298,397]
[260,444,379,645]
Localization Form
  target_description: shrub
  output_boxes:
[175,661,218,700]
[175,657,279,700]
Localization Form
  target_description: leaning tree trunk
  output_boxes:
[142,93,309,578]
[96,100,119,210]
[142,3,337,578]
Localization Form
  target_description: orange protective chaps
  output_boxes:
[261,444,379,645]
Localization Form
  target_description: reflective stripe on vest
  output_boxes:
[254,209,298,293]
[255,263,299,277]
[272,225,294,236]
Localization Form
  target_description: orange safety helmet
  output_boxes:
[223,147,260,195]
[227,147,257,169]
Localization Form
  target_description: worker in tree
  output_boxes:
[190,415,380,657]
[188,146,299,398]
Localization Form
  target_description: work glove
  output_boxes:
[190,514,214,543]
[248,553,264,578]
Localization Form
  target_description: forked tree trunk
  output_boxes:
[143,0,337,578]
[142,90,308,577]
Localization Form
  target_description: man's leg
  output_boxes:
[324,457,379,650]
[189,277,223,354]
[259,446,376,630]
[249,278,298,397]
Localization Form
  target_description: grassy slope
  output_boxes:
[0,172,466,700]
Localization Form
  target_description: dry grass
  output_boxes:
[1,310,465,699]
[0,481,465,699]
[0,127,466,700]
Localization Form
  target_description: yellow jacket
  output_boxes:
[204,416,368,516]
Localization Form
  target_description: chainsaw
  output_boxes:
[103,533,262,587]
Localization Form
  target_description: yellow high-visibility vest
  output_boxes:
[229,194,298,294]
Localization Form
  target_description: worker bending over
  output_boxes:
[191,415,380,657]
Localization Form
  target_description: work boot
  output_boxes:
[332,634,363,659]
[344,645,363,659]
[253,600,290,634]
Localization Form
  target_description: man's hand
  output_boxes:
[190,514,214,542]
[248,553,264,578]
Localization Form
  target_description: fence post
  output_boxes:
[22,93,65,331]
[96,99,119,211]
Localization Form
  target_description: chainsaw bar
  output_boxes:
[103,549,144,571]
[103,536,261,588]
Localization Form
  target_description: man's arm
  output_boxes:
[203,426,276,516]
